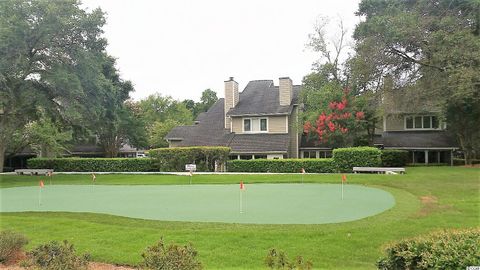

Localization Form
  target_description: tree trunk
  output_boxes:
[0,141,5,173]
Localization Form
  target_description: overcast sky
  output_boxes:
[81,0,362,101]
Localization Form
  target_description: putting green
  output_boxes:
[0,184,395,224]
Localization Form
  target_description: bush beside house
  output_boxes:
[333,147,382,172]
[227,159,335,173]
[28,158,157,172]
[381,150,409,167]
[149,146,230,172]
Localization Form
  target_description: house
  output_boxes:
[167,76,458,165]
[166,77,301,159]
[374,113,457,165]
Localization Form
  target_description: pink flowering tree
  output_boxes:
[303,88,367,147]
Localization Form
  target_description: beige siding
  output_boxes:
[385,115,404,131]
[232,117,242,133]
[231,116,287,134]
[269,116,287,133]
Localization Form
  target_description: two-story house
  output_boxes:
[166,77,458,165]
[373,90,458,165]
[165,77,301,159]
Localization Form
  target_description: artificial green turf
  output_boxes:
[1,184,394,224]
[0,167,479,269]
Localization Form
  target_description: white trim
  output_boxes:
[243,118,251,132]
[285,115,288,133]
[404,115,442,130]
[242,117,268,134]
[231,151,287,154]
[384,147,457,150]
[260,117,268,132]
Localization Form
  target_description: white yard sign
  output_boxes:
[185,164,197,172]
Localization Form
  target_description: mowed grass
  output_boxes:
[0,167,479,269]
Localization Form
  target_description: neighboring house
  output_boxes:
[166,77,301,159]
[374,113,457,165]
[167,77,458,165]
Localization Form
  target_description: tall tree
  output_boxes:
[94,56,147,157]
[138,94,192,148]
[0,0,108,171]
[302,17,376,147]
[198,88,218,113]
[353,0,480,163]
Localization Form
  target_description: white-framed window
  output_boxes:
[243,117,268,133]
[243,119,251,132]
[405,115,440,130]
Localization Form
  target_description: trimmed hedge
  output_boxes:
[376,228,480,270]
[149,147,230,172]
[227,159,335,173]
[27,158,157,172]
[333,147,381,172]
[381,150,409,167]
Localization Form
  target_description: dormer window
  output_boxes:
[243,117,268,133]
[244,119,251,131]
[405,115,440,130]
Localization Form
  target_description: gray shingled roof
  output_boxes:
[165,98,290,153]
[229,134,289,153]
[377,131,457,148]
[226,80,301,116]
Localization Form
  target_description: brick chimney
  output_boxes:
[224,77,239,129]
[279,77,293,106]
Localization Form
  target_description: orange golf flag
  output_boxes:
[240,181,246,190]
[39,180,44,188]
[342,174,347,183]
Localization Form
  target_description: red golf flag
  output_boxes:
[39,180,44,188]
[240,181,245,190]
[342,174,347,183]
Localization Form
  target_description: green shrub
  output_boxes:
[149,146,230,172]
[227,159,335,173]
[141,238,202,270]
[381,150,409,167]
[0,230,28,263]
[376,228,480,270]
[27,158,157,172]
[27,240,90,270]
[333,147,381,172]
[265,248,312,270]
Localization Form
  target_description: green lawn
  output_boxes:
[1,167,479,269]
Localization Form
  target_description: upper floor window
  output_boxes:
[405,115,439,130]
[244,119,251,131]
[243,117,268,133]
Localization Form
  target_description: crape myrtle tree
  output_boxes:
[353,0,480,164]
[301,17,375,148]
[0,0,109,172]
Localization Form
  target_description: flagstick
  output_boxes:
[38,187,42,206]
[239,190,243,213]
